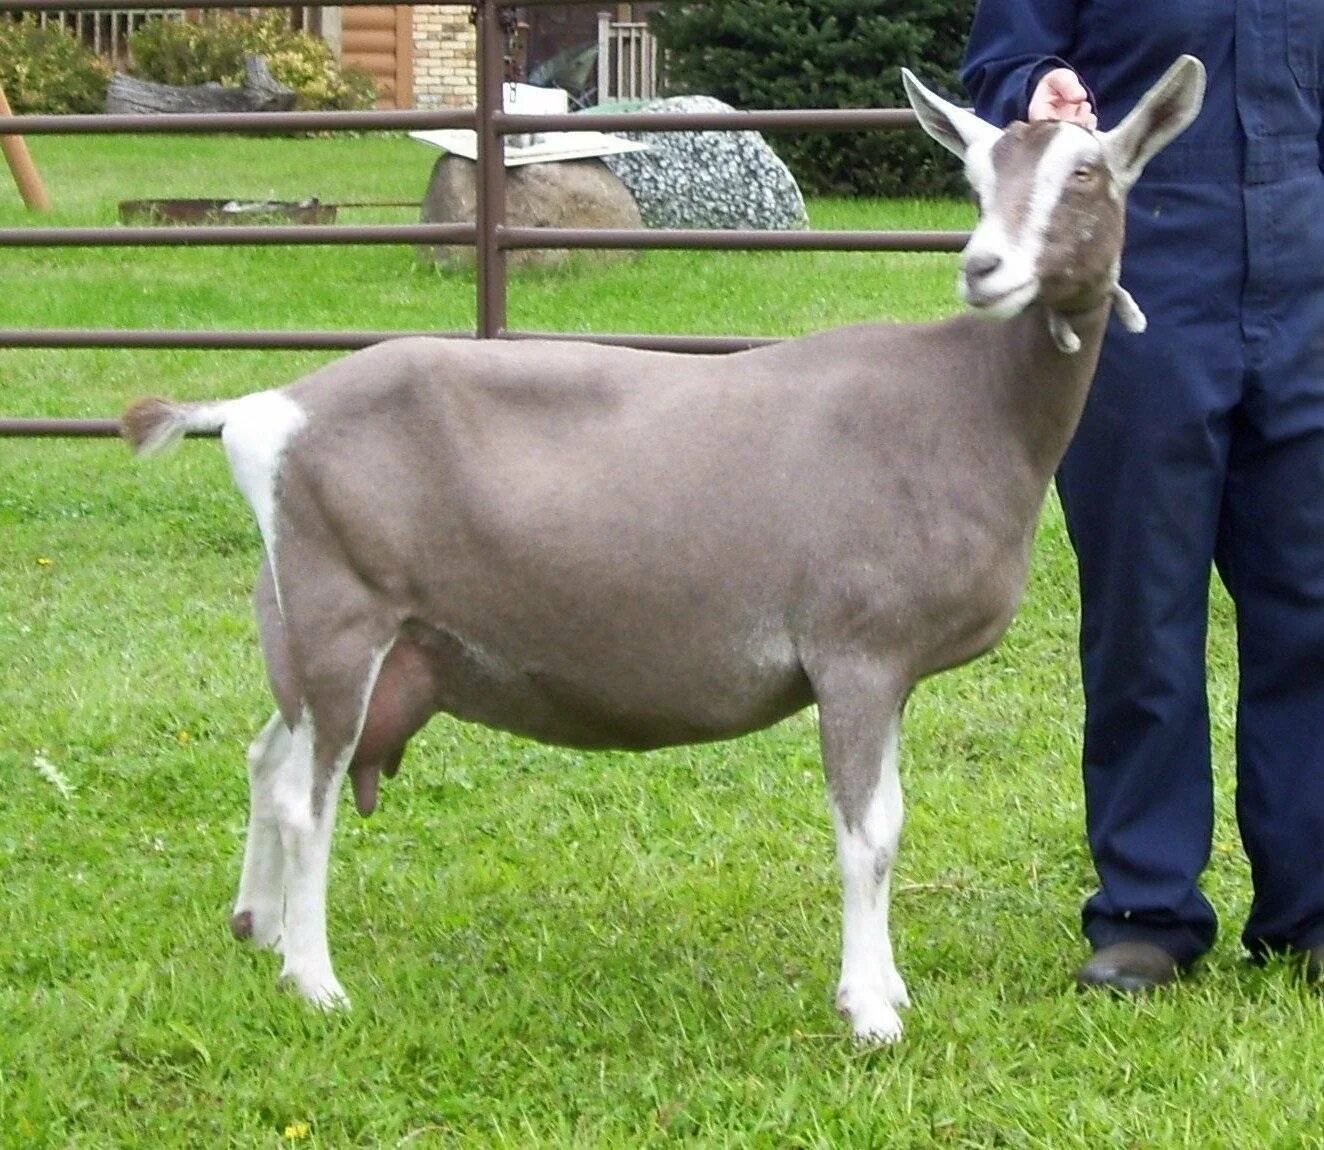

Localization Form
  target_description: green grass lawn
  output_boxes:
[2,136,1318,1148]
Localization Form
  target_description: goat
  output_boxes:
[121,58,1205,1043]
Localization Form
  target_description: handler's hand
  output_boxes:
[1029,68,1098,129]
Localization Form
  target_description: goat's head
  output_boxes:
[902,56,1206,335]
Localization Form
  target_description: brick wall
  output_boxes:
[412,6,477,108]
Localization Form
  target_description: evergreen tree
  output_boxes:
[651,0,975,197]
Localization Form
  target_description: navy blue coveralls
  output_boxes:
[963,2,1324,965]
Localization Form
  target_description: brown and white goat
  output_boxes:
[122,59,1205,1042]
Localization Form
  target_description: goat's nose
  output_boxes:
[963,251,1003,283]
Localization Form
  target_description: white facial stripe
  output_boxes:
[962,134,1035,308]
[961,126,1105,315]
[1021,129,1105,259]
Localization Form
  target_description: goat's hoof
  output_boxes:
[882,969,912,1010]
[231,907,282,950]
[280,966,351,1011]
[837,986,905,1045]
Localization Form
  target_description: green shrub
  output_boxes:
[128,12,378,111]
[0,17,111,114]
[651,0,976,198]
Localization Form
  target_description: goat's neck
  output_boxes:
[987,299,1111,481]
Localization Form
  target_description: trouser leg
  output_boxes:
[1219,175,1324,957]
[1057,315,1240,967]
[1219,420,1324,955]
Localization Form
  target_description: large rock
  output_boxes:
[596,95,809,231]
[419,155,643,269]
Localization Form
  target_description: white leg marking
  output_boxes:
[273,721,350,1009]
[234,711,290,950]
[256,640,394,1007]
[833,711,907,1044]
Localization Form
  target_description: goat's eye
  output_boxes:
[1073,166,1096,182]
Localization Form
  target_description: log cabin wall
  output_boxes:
[339,4,413,108]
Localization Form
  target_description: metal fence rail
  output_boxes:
[0,223,478,246]
[0,108,479,133]
[0,0,966,438]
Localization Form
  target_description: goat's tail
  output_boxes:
[120,397,232,458]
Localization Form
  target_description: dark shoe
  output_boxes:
[1305,944,1323,986]
[1076,941,1184,993]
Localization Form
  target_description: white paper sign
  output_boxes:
[410,83,650,167]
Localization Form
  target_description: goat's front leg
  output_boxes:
[814,663,909,1044]
[232,711,290,950]
[272,722,349,1009]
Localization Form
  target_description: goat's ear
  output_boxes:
[901,68,1001,162]
[1099,55,1206,190]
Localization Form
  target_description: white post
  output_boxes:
[321,6,344,58]
[597,10,611,104]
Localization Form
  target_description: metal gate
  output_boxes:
[0,0,967,440]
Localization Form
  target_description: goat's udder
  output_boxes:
[345,637,436,816]
[348,749,404,816]
[349,760,381,816]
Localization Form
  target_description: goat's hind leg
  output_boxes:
[814,662,909,1044]
[232,710,291,950]
[270,614,402,1009]
[271,717,353,1009]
